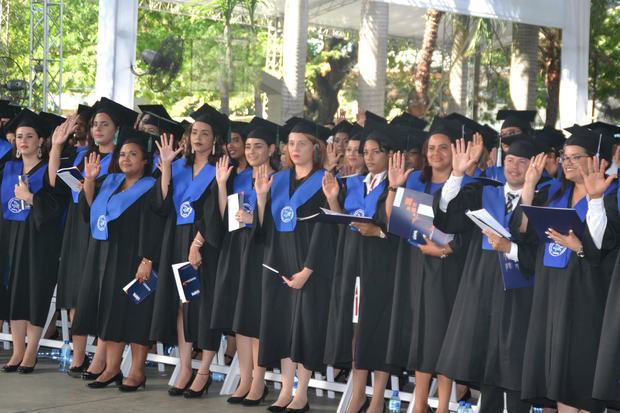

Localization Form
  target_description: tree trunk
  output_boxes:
[448,14,469,114]
[220,20,233,115]
[472,48,481,121]
[540,28,561,126]
[510,23,539,110]
[414,9,444,110]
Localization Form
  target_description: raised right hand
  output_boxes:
[451,138,477,177]
[322,171,340,201]
[524,152,547,187]
[155,133,183,166]
[388,151,413,187]
[51,114,79,147]
[255,163,273,196]
[216,155,234,186]
[84,152,101,180]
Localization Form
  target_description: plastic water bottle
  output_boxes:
[388,390,401,412]
[292,375,298,396]
[465,402,473,413]
[457,401,466,412]
[58,340,72,372]
[211,371,226,382]
[532,407,544,413]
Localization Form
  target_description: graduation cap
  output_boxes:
[0,100,19,119]
[582,121,620,140]
[138,104,172,121]
[443,113,482,141]
[331,120,353,136]
[115,126,157,154]
[348,123,364,141]
[390,112,428,130]
[364,110,387,126]
[534,126,566,154]
[77,104,94,121]
[496,109,536,135]
[230,121,252,141]
[505,138,541,159]
[480,124,499,151]
[190,103,230,138]
[564,124,614,162]
[142,113,185,140]
[428,116,465,142]
[248,117,283,146]
[93,97,139,127]
[289,119,332,142]
[39,111,66,132]
[280,116,304,144]
[10,108,53,137]
[389,124,427,151]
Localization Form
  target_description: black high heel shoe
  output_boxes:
[241,385,269,405]
[168,371,196,396]
[227,391,250,404]
[2,360,23,373]
[68,355,90,378]
[184,373,212,398]
[82,369,104,381]
[285,402,310,413]
[17,358,38,374]
[119,376,146,392]
[87,372,123,388]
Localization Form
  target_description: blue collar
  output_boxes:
[1,161,48,221]
[270,169,326,232]
[171,158,216,225]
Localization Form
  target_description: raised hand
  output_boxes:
[524,152,548,187]
[451,138,477,177]
[469,132,485,165]
[577,156,616,199]
[388,151,413,187]
[216,155,234,186]
[155,133,183,166]
[324,143,342,171]
[356,108,366,127]
[255,163,273,196]
[322,171,340,202]
[334,108,347,125]
[487,147,498,168]
[51,114,79,147]
[84,152,101,180]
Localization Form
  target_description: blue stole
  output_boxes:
[270,169,326,232]
[405,170,445,246]
[90,173,155,240]
[152,153,160,174]
[0,139,11,160]
[232,167,255,229]
[480,185,513,250]
[343,175,385,232]
[1,161,48,221]
[71,151,113,204]
[482,166,506,183]
[171,158,216,226]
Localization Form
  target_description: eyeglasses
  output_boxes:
[499,130,519,138]
[560,154,588,163]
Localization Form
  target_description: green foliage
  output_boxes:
[589,1,620,109]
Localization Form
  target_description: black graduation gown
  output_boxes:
[2,161,66,327]
[149,178,223,350]
[521,186,616,412]
[433,182,537,392]
[258,169,337,371]
[72,178,165,345]
[211,171,252,331]
[0,158,8,321]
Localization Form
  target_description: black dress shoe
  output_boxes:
[87,372,123,388]
[168,372,196,396]
[227,391,250,404]
[17,358,38,374]
[82,370,103,381]
[119,376,146,392]
[285,403,310,413]
[267,406,287,412]
[2,362,22,373]
[242,385,269,405]
[68,356,90,378]
[184,374,212,398]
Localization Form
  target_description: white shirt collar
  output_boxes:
[363,170,387,185]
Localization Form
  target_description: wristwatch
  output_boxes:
[576,246,585,258]
[379,230,387,239]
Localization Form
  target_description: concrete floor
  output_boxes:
[0,350,339,413]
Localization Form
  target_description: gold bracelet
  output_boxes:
[388,186,398,192]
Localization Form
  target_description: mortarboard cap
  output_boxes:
[582,121,620,140]
[348,123,364,141]
[77,104,94,121]
[93,97,139,127]
[390,112,428,130]
[190,103,230,138]
[289,119,332,142]
[564,124,614,162]
[331,120,353,136]
[505,138,541,159]
[428,116,465,142]
[115,126,157,154]
[248,117,283,146]
[534,126,565,154]
[143,113,185,140]
[11,108,52,137]
[138,104,172,121]
[230,121,252,140]
[496,109,536,135]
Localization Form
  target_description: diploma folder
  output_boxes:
[171,262,201,303]
[56,167,84,192]
[227,192,245,232]
[465,208,513,239]
[297,207,374,224]
[388,187,454,246]
[122,270,158,304]
[520,205,585,242]
[498,252,534,290]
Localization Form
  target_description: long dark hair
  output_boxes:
[184,122,224,167]
[12,125,50,162]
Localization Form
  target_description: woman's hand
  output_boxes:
[546,228,582,253]
[322,171,340,202]
[418,235,453,257]
[451,138,477,177]
[355,108,366,127]
[487,147,498,168]
[482,229,512,253]
[216,155,234,187]
[524,152,548,187]
[283,267,313,290]
[388,151,413,187]
[51,114,79,147]
[255,164,273,196]
[84,152,101,180]
[188,242,202,270]
[324,143,341,171]
[578,156,616,199]
[350,222,383,237]
[14,177,34,205]
[135,259,153,282]
[235,209,254,224]
[469,132,485,165]
[334,108,347,125]
[155,133,183,166]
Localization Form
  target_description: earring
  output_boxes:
[15,149,21,159]
[313,146,319,162]
[212,143,215,156]
[191,146,195,154]
[38,145,42,158]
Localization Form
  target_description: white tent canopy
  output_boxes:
[95,0,589,127]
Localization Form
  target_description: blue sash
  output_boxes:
[1,161,48,221]
[90,173,155,240]
[232,167,255,229]
[152,153,160,174]
[480,185,513,250]
[343,175,385,232]
[171,158,216,226]
[71,152,113,204]
[270,169,326,232]
[0,139,11,160]
[482,166,506,183]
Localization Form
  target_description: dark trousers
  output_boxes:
[479,385,530,413]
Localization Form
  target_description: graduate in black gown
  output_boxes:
[321,124,399,413]
[0,112,15,327]
[77,128,164,391]
[225,119,279,405]
[254,120,337,412]
[384,119,475,413]
[1,110,66,374]
[519,127,617,413]
[149,104,226,398]
[56,98,138,377]
[433,138,545,413]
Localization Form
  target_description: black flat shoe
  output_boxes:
[227,391,250,404]
[267,406,287,412]
[2,361,22,373]
[119,376,146,392]
[17,358,38,374]
[285,403,310,413]
[242,385,269,405]
[184,374,212,398]
[87,372,123,388]
[82,370,103,381]
[168,372,196,396]
[68,356,90,378]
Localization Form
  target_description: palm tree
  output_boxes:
[242,0,263,116]
[509,22,539,111]
[448,14,470,114]
[413,9,443,112]
[539,27,561,126]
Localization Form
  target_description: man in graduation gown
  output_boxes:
[432,139,544,413]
